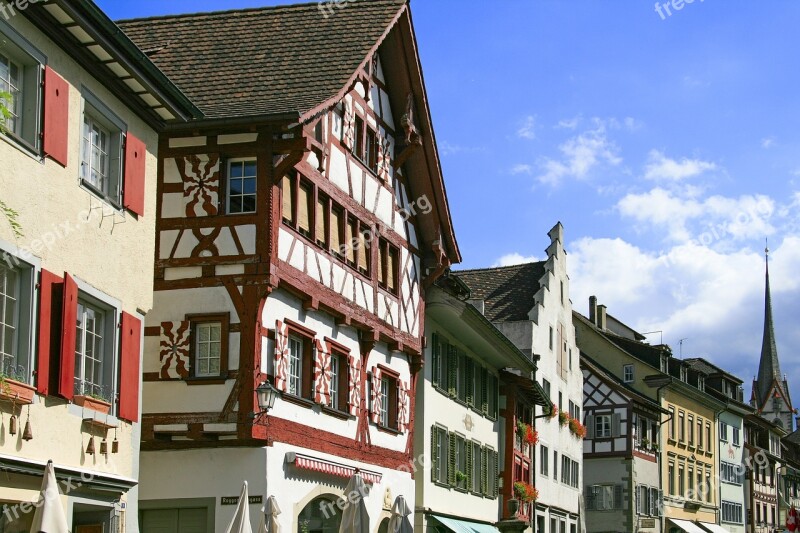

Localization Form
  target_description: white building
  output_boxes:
[457,223,584,533]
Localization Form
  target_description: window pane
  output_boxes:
[230,162,243,179]
[244,161,257,176]
[281,175,294,222]
[243,177,256,195]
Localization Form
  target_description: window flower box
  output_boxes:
[0,378,35,405]
[74,395,111,414]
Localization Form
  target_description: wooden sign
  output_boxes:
[221,495,263,506]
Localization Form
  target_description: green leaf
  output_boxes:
[0,200,23,239]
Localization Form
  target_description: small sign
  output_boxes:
[221,495,263,506]
[640,518,656,528]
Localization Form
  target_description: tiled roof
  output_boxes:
[117,0,407,119]
[454,262,546,323]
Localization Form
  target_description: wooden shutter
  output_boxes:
[465,358,474,406]
[43,66,69,167]
[297,183,311,233]
[387,247,397,292]
[313,339,332,406]
[36,270,63,395]
[315,195,327,245]
[347,355,361,416]
[612,413,622,438]
[397,380,409,432]
[345,218,355,264]
[58,273,78,400]
[281,176,293,222]
[123,133,146,216]
[357,228,369,272]
[481,447,488,495]
[430,427,439,483]
[431,333,440,387]
[273,320,289,392]
[586,415,595,439]
[465,440,473,492]
[378,242,385,286]
[447,344,457,396]
[330,207,342,252]
[118,312,141,422]
[370,366,382,424]
[448,432,456,486]
[480,367,488,414]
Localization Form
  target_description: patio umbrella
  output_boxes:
[338,472,369,533]
[30,460,69,533]
[257,496,281,533]
[387,495,412,533]
[224,481,253,533]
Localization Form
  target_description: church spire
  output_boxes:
[755,245,783,407]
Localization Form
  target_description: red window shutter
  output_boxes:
[58,273,78,400]
[123,133,146,216]
[43,66,69,167]
[119,312,142,422]
[36,270,63,395]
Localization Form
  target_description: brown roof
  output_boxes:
[455,263,546,323]
[117,0,407,119]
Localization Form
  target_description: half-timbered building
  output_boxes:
[0,1,199,531]
[457,224,583,533]
[744,414,784,533]
[116,1,460,531]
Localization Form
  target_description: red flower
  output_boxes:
[525,425,539,446]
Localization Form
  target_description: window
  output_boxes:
[431,425,448,484]
[365,128,378,173]
[668,406,675,440]
[705,471,711,503]
[353,115,364,159]
[560,281,564,304]
[328,351,348,412]
[0,261,33,382]
[486,371,498,419]
[540,445,549,476]
[705,423,711,450]
[485,447,498,498]
[697,418,703,449]
[688,466,694,498]
[431,333,444,389]
[226,159,257,214]
[732,426,740,446]
[720,462,743,485]
[721,501,743,524]
[81,92,126,205]
[453,434,467,490]
[193,322,221,377]
[678,411,685,442]
[542,378,551,401]
[591,485,616,511]
[288,335,303,397]
[471,441,481,495]
[560,456,579,488]
[0,23,44,149]
[668,463,675,495]
[688,414,694,446]
[549,326,554,350]
[558,391,563,411]
[678,465,685,496]
[74,300,114,400]
[374,370,398,430]
[719,421,728,441]
[379,376,390,427]
[595,414,612,438]
[650,487,660,516]
[378,239,399,295]
[637,485,650,515]
[553,450,558,481]
[623,364,634,383]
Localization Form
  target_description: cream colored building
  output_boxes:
[0,2,198,531]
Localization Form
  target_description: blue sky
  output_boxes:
[101,0,800,415]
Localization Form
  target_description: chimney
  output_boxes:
[589,296,598,325]
[597,305,607,331]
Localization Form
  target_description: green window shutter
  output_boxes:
[431,333,440,387]
[481,446,488,496]
[448,432,456,486]
[465,440,473,492]
[431,426,438,483]
[492,450,499,497]
[457,351,467,403]
[481,368,488,414]
[448,345,458,396]
[465,359,474,406]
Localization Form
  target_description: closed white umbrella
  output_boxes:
[225,481,253,533]
[387,495,412,533]
[30,460,69,533]
[338,472,369,533]
[257,496,280,533]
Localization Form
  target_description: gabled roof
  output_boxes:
[117,0,406,120]
[684,357,743,385]
[754,255,791,409]
[581,354,666,414]
[455,263,546,323]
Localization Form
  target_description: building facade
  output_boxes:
[744,414,784,533]
[458,223,584,533]
[0,1,198,531]
[117,1,461,531]
[417,274,551,531]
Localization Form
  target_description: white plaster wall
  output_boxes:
[718,410,746,533]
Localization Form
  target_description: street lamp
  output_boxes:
[256,380,278,413]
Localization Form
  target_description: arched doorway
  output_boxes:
[377,517,390,533]
[297,496,342,533]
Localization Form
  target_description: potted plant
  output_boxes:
[0,364,34,404]
[641,438,650,450]
[74,383,112,414]
[548,405,558,420]
[558,410,570,426]
[569,417,587,439]
[513,481,539,503]
[651,443,660,453]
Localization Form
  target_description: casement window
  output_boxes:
[453,433,467,490]
[687,414,694,445]
[668,406,675,440]
[678,411,685,442]
[721,501,743,524]
[353,116,364,158]
[377,239,399,295]
[431,332,444,388]
[542,378,551,401]
[379,376,390,427]
[288,335,304,397]
[560,456,579,488]
[687,466,694,498]
[486,370,498,419]
[719,420,728,441]
[732,426,740,446]
[80,91,127,206]
[540,445,549,476]
[595,414,612,438]
[553,450,558,480]
[678,465,685,496]
[587,484,622,511]
[0,23,44,151]
[431,425,449,484]
[328,351,349,412]
[74,299,115,400]
[697,418,703,449]
[188,314,229,379]
[704,471,711,502]
[705,423,711,450]
[623,364,634,383]
[549,326,554,350]
[471,441,481,495]
[280,173,313,237]
[370,368,399,430]
[485,447,498,498]
[668,463,675,495]
[227,159,257,214]
[364,128,378,173]
[720,462,743,485]
[0,260,34,383]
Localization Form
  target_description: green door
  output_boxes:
[142,508,207,533]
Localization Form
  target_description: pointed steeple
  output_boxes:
[755,245,782,407]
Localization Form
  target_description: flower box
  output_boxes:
[0,378,35,404]
[74,395,111,414]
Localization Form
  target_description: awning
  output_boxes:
[697,523,729,533]
[668,519,708,533]
[285,452,382,484]
[430,514,500,533]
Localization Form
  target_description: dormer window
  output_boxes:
[660,355,668,373]
[680,366,687,382]
[697,376,705,392]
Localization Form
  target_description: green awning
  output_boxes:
[430,514,501,533]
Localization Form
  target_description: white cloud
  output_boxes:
[493,253,539,267]
[761,137,775,149]
[510,164,533,175]
[535,124,622,186]
[556,116,581,130]
[439,141,487,157]
[517,116,537,140]
[643,150,716,182]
